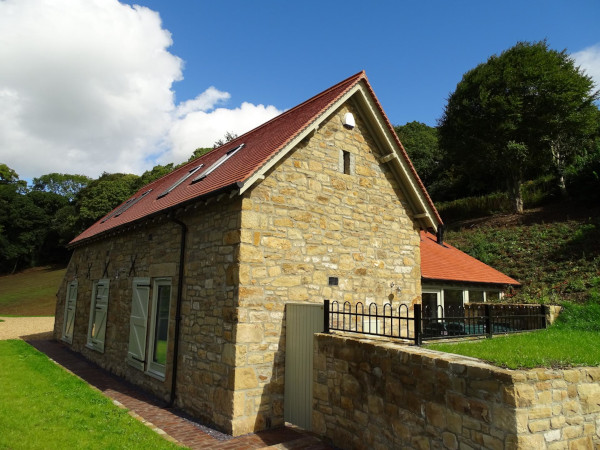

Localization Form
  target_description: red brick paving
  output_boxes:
[28,340,332,450]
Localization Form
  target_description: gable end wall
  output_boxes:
[231,101,422,434]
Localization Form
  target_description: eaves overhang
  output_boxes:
[67,182,243,249]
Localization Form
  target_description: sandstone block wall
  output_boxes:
[232,102,422,434]
[54,197,243,432]
[314,333,600,450]
[54,218,182,399]
[175,197,242,432]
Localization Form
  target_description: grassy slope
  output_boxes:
[429,200,600,368]
[0,266,65,316]
[0,340,181,450]
[445,202,600,304]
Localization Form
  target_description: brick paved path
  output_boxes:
[28,340,332,450]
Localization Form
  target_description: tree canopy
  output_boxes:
[394,121,451,200]
[32,173,92,202]
[439,41,599,212]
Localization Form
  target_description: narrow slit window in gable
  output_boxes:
[343,150,351,175]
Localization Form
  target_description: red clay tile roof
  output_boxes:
[420,231,520,286]
[70,72,441,246]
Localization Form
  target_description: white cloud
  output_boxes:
[572,43,600,91]
[175,87,231,118]
[0,0,282,180]
[167,102,282,163]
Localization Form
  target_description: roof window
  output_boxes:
[192,144,244,183]
[157,165,204,199]
[114,189,152,217]
[101,189,153,223]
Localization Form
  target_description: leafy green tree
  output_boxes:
[0,163,27,193]
[439,41,599,213]
[75,172,141,229]
[32,173,92,202]
[139,164,174,185]
[0,166,55,272]
[213,131,238,148]
[188,147,213,161]
[394,121,450,200]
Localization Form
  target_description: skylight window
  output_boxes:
[192,144,244,183]
[101,189,153,223]
[157,165,204,199]
[101,198,135,223]
[114,189,152,217]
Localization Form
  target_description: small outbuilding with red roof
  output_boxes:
[53,71,518,436]
[420,231,519,316]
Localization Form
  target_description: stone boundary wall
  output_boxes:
[313,333,600,449]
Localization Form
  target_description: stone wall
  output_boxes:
[54,197,242,432]
[314,333,600,450]
[232,102,422,434]
[54,218,182,400]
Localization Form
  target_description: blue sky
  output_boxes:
[1,0,599,179]
[124,0,600,126]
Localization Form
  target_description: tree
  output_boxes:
[439,41,599,213]
[32,173,92,202]
[0,165,55,272]
[75,172,141,229]
[0,163,27,192]
[139,164,175,185]
[394,122,449,200]
[188,147,213,161]
[213,131,238,148]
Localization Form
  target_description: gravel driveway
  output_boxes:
[0,316,55,340]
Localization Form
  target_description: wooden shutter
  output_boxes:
[62,280,78,344]
[128,278,150,370]
[88,279,110,352]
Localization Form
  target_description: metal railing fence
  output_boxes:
[323,300,548,345]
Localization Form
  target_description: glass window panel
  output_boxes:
[469,290,484,302]
[152,285,170,365]
[486,291,500,302]
[422,293,439,318]
[444,289,463,316]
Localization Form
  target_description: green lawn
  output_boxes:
[0,340,182,450]
[0,266,65,316]
[427,299,600,369]
[426,327,600,369]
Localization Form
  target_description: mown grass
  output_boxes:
[427,297,600,369]
[0,340,181,450]
[0,266,65,316]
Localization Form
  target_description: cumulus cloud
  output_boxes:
[0,0,282,180]
[572,43,600,91]
[167,102,281,162]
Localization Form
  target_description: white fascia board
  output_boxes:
[237,82,438,231]
[238,85,362,196]
[353,87,438,231]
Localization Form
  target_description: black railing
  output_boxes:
[324,300,548,345]
[324,300,414,341]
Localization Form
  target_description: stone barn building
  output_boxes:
[53,71,515,435]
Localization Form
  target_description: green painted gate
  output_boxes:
[283,303,324,430]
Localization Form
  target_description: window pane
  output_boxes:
[153,285,170,365]
[444,290,463,316]
[422,293,439,318]
[486,291,500,302]
[343,151,350,174]
[469,291,484,302]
